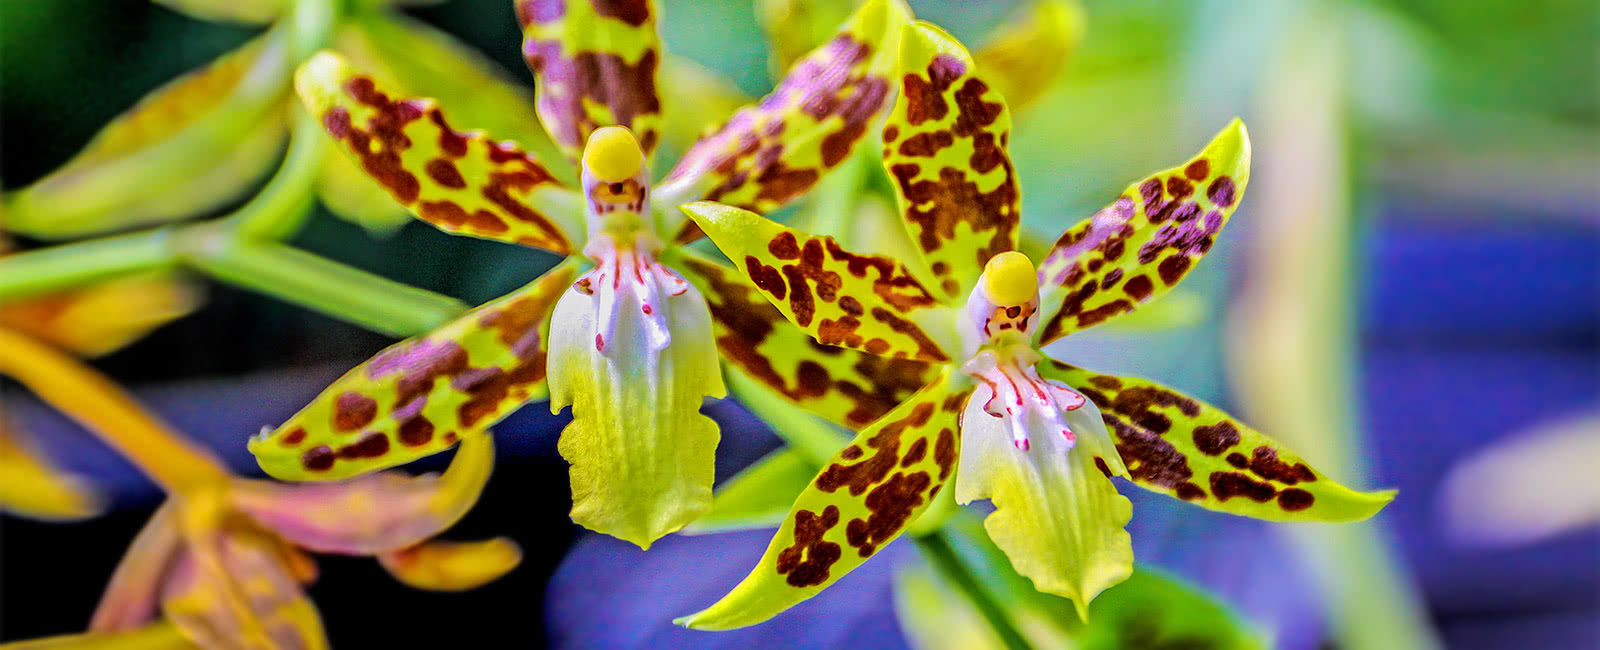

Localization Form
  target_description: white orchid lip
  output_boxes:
[961,251,1086,452]
[573,241,688,356]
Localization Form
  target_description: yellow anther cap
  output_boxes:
[982,251,1038,306]
[583,126,644,182]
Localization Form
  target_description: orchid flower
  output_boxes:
[0,328,516,649]
[250,0,921,549]
[674,22,1397,628]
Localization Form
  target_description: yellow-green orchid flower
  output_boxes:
[0,327,516,649]
[250,0,923,549]
[675,22,1397,628]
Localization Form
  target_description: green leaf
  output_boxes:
[682,447,819,536]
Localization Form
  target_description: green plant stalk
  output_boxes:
[725,371,849,466]
[1233,4,1441,649]
[230,109,329,241]
[182,235,465,337]
[0,228,180,302]
[915,530,1034,650]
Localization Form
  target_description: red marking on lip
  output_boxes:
[594,333,605,352]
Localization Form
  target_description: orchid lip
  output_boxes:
[963,349,1086,451]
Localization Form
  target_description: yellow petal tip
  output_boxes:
[982,251,1037,305]
[583,126,644,182]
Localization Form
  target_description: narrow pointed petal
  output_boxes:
[517,0,663,161]
[676,252,940,429]
[955,387,1132,618]
[657,0,911,233]
[4,34,289,239]
[235,433,495,555]
[296,51,575,253]
[250,264,573,481]
[676,371,968,630]
[1035,120,1250,343]
[682,201,952,362]
[0,424,102,521]
[3,621,199,650]
[160,532,330,650]
[882,21,1020,303]
[973,0,1086,114]
[319,13,574,232]
[151,0,283,23]
[1042,361,1396,522]
[682,447,819,535]
[378,537,522,591]
[0,273,203,358]
[547,264,726,548]
[91,505,182,633]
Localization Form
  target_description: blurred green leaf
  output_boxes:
[681,447,816,535]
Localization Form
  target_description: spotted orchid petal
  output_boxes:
[657,0,911,237]
[972,0,1086,114]
[296,51,577,253]
[377,537,522,592]
[1042,361,1396,522]
[882,21,1020,303]
[4,33,289,239]
[0,424,102,521]
[251,263,574,481]
[676,369,968,630]
[1035,120,1250,343]
[517,0,664,162]
[0,272,203,358]
[955,379,1132,619]
[546,179,727,549]
[159,530,329,650]
[319,12,571,232]
[682,201,952,362]
[675,252,940,429]
[235,433,494,555]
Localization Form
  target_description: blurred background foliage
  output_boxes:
[1,0,1595,648]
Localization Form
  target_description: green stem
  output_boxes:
[0,228,179,302]
[179,230,465,337]
[229,109,329,241]
[915,531,1034,650]
[725,371,849,466]
[288,0,339,62]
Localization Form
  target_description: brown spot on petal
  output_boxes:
[302,445,335,472]
[333,392,377,432]
[1248,446,1317,485]
[337,432,390,459]
[776,505,842,587]
[1211,471,1276,502]
[1193,421,1241,456]
[398,417,435,447]
[1278,488,1315,511]
[901,438,928,467]
[279,427,306,446]
[845,471,932,557]
[425,159,467,189]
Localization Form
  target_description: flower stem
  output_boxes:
[0,228,179,302]
[914,530,1033,650]
[0,328,229,494]
[229,108,329,241]
[179,232,466,337]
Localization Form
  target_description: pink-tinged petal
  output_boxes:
[1035,120,1250,343]
[160,531,329,650]
[235,433,495,555]
[296,51,577,253]
[881,21,1020,303]
[675,251,940,429]
[517,0,663,162]
[657,0,912,240]
[90,504,183,633]
[377,537,522,592]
